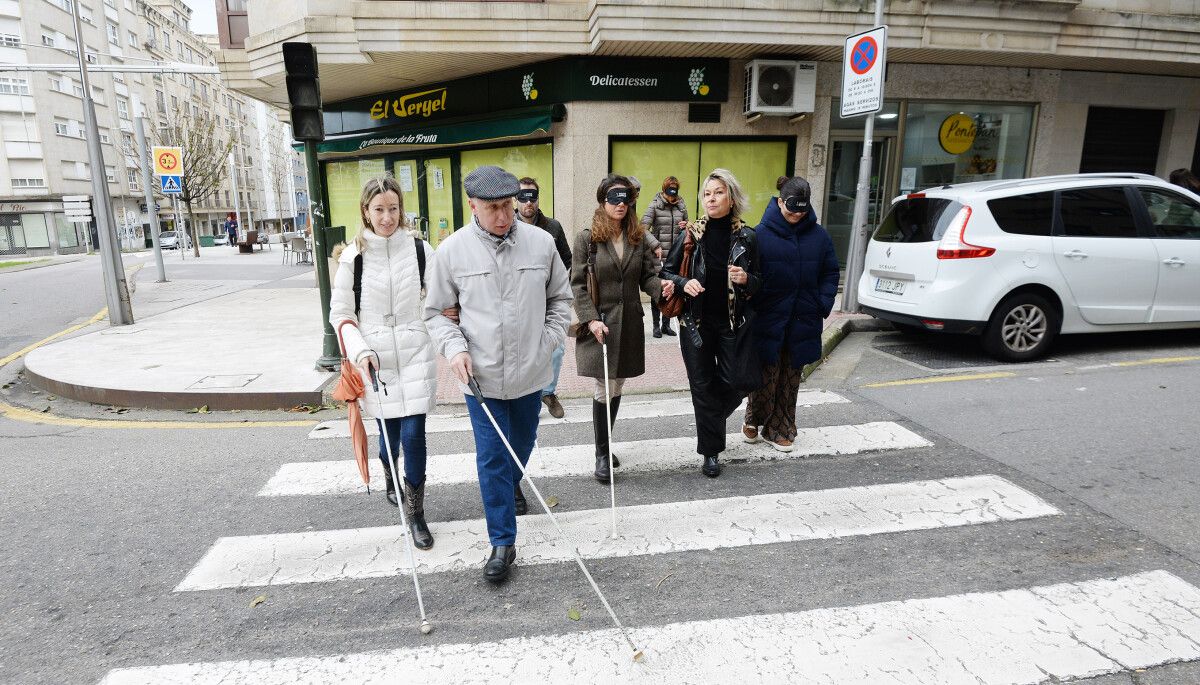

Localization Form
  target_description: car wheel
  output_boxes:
[982,293,1060,362]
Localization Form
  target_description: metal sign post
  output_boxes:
[840,2,887,314]
[135,116,167,282]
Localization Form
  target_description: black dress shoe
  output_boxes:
[661,321,677,336]
[483,545,516,582]
[652,325,662,338]
[514,482,528,516]
[702,454,721,478]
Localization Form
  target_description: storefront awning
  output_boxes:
[306,108,560,156]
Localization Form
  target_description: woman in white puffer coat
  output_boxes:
[329,175,437,549]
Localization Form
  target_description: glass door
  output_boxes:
[424,157,455,248]
[0,214,25,256]
[392,159,424,239]
[824,137,893,267]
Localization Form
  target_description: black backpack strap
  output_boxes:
[414,236,425,292]
[353,253,363,318]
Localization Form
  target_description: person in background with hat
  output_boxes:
[515,176,572,419]
[642,176,689,337]
[741,176,839,453]
[424,165,573,583]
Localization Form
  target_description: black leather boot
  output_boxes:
[592,400,612,483]
[702,454,722,478]
[514,481,528,516]
[661,318,676,336]
[401,478,434,550]
[381,457,399,508]
[608,395,622,468]
[652,306,662,338]
[484,545,516,582]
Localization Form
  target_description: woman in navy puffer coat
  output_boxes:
[742,177,839,452]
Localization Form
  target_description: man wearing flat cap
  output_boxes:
[424,165,573,582]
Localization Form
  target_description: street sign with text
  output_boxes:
[841,26,887,118]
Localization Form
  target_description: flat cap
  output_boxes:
[463,165,520,200]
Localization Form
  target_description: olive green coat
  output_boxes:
[571,228,662,379]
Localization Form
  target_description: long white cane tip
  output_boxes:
[419,621,433,635]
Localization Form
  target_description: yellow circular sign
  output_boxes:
[938,114,977,155]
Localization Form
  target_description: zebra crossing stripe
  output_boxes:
[264,421,930,496]
[180,474,1057,591]
[105,570,1200,684]
[306,389,850,439]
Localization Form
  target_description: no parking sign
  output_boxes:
[840,26,887,118]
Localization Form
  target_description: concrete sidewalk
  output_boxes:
[23,247,871,409]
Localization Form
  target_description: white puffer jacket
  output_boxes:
[329,228,437,419]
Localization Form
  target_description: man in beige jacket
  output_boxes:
[423,165,573,582]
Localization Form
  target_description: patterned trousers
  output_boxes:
[744,348,804,442]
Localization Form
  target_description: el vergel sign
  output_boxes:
[370,88,448,121]
[330,57,727,134]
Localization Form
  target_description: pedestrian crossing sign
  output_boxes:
[161,175,182,194]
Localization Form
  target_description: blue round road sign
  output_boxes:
[851,36,878,75]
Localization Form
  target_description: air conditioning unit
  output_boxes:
[744,60,817,116]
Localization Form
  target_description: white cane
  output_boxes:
[468,376,644,661]
[369,365,433,636]
[600,328,617,540]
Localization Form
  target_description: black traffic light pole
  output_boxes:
[283,42,340,371]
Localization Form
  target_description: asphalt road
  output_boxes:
[0,258,109,360]
[2,323,1199,683]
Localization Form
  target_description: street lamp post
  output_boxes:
[69,1,132,324]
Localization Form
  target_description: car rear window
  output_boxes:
[872,197,958,243]
[987,192,1055,236]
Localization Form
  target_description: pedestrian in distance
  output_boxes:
[572,174,667,483]
[660,168,761,477]
[424,165,573,583]
[742,176,839,452]
[514,177,572,420]
[328,175,438,550]
[642,176,689,337]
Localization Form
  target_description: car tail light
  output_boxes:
[906,192,926,199]
[936,206,995,259]
[921,319,945,330]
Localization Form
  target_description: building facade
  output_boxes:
[218,1,1200,262]
[0,0,301,256]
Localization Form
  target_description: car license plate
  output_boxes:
[875,278,905,295]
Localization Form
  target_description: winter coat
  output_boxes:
[660,216,761,337]
[641,193,688,257]
[524,208,572,269]
[752,199,840,368]
[423,220,573,400]
[329,228,437,419]
[571,228,662,379]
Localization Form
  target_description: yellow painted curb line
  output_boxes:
[1111,356,1200,368]
[0,401,319,430]
[0,308,108,368]
[863,371,1016,388]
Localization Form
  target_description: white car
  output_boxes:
[857,173,1200,362]
[158,230,191,250]
[212,233,229,246]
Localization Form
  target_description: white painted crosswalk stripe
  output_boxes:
[306,389,850,439]
[266,421,930,496]
[107,570,1200,685]
[179,474,1057,591]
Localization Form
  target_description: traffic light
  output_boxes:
[282,42,324,142]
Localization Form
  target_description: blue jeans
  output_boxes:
[542,340,566,396]
[464,390,541,546]
[376,414,427,487]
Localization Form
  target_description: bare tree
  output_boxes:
[152,106,235,257]
[265,123,293,234]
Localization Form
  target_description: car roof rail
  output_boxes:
[977,173,1162,193]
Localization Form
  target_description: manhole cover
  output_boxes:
[188,374,261,389]
[873,340,999,370]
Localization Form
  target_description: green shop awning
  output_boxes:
[310,109,557,155]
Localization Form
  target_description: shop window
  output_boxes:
[22,213,51,249]
[460,143,555,219]
[611,138,790,225]
[325,158,386,240]
[54,214,79,248]
[900,102,1034,190]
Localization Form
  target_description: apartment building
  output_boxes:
[213,1,1199,261]
[0,0,303,256]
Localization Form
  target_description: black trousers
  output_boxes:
[680,320,745,456]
